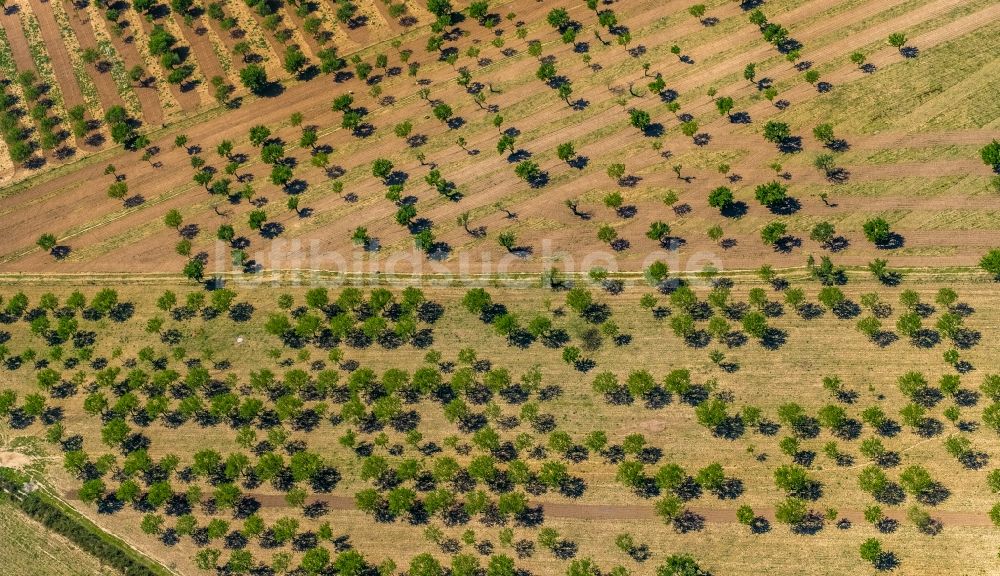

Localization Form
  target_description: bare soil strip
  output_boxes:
[59,490,995,527]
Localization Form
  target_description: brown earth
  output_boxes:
[58,489,995,527]
[72,2,167,127]
[0,0,996,277]
[44,0,124,120]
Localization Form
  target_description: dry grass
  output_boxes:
[0,498,123,576]
[0,272,997,574]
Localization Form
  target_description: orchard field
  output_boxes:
[1,0,1000,575]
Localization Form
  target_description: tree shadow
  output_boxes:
[826,139,850,152]
[768,197,801,215]
[658,89,679,103]
[526,172,549,188]
[659,237,687,251]
[642,123,664,137]
[569,156,589,169]
[407,218,433,234]
[284,179,308,194]
[507,149,532,163]
[50,246,71,260]
[761,328,788,350]
[874,233,905,250]
[260,222,284,239]
[510,246,533,259]
[826,168,850,183]
[616,205,638,218]
[900,46,919,59]
[385,170,409,186]
[825,236,850,252]
[773,236,801,253]
[729,112,751,124]
[352,124,375,138]
[427,243,451,261]
[721,201,748,219]
[778,137,803,154]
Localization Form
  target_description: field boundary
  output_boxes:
[0,265,991,288]
[0,478,177,576]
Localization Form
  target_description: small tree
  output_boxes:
[183,258,205,282]
[859,538,882,566]
[762,121,790,144]
[433,103,453,125]
[646,221,670,242]
[497,134,516,155]
[164,209,183,229]
[980,249,1000,278]
[372,158,394,181]
[813,123,835,144]
[760,221,787,245]
[707,225,723,243]
[498,231,516,252]
[715,96,734,118]
[980,140,1000,170]
[708,186,734,211]
[606,163,626,183]
[814,153,836,175]
[755,181,787,207]
[629,109,651,131]
[37,234,57,252]
[888,32,907,50]
[240,64,269,95]
[810,221,835,246]
[248,209,267,230]
[557,142,576,163]
[351,226,370,247]
[862,217,892,245]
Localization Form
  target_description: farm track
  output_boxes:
[170,14,226,107]
[133,13,203,112]
[47,0,127,116]
[57,489,996,527]
[78,2,168,126]
[0,8,38,80]
[22,0,86,115]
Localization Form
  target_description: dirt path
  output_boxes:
[44,0,122,123]
[75,2,167,127]
[171,13,225,107]
[23,0,85,112]
[0,7,39,79]
[59,489,995,527]
[131,15,202,113]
